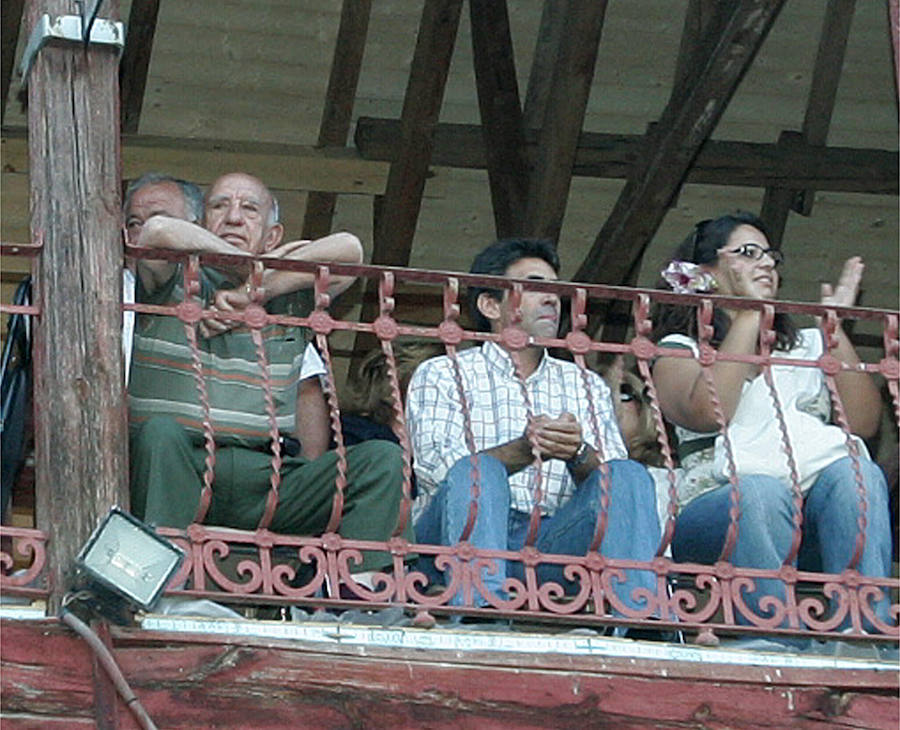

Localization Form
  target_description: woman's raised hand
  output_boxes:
[820,256,864,309]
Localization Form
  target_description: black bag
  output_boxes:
[1,277,32,523]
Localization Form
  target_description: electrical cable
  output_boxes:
[59,609,158,730]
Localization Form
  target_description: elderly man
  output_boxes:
[128,172,409,582]
[406,238,660,614]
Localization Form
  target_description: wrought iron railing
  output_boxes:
[2,244,898,644]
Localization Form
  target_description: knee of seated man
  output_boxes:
[605,458,654,491]
[445,453,508,494]
[131,415,187,451]
[347,439,405,482]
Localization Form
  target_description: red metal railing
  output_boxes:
[2,245,898,643]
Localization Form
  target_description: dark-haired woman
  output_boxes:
[651,211,891,633]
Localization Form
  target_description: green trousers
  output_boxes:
[130,416,411,571]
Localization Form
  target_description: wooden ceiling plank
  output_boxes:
[794,0,857,215]
[369,0,463,268]
[354,118,898,195]
[119,0,161,134]
[302,0,372,240]
[469,0,529,237]
[573,0,787,286]
[524,1,608,243]
[0,0,25,123]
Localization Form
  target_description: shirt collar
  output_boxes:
[481,339,550,381]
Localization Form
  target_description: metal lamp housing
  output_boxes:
[76,507,184,612]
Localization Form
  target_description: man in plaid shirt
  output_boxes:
[406,238,660,610]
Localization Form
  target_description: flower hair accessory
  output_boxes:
[661,260,717,294]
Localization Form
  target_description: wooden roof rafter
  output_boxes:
[351,0,464,369]
[759,0,857,247]
[354,118,897,194]
[302,0,372,241]
[119,0,161,134]
[367,0,464,270]
[0,0,25,123]
[521,0,608,243]
[572,0,787,288]
[469,0,529,237]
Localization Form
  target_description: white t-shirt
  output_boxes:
[658,328,868,507]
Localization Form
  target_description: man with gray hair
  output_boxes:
[122,173,206,381]
[128,171,409,589]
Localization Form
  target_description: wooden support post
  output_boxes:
[26,0,129,612]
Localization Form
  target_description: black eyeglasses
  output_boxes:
[722,242,785,268]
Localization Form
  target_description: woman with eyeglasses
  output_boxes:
[650,211,891,637]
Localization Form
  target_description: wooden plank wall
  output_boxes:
[2,619,898,729]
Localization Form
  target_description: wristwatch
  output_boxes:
[566,441,591,471]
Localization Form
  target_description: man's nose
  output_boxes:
[224,200,244,223]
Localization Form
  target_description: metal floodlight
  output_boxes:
[75,507,184,613]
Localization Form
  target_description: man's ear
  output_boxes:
[263,223,285,253]
[476,292,502,325]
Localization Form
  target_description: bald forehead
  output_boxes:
[206,173,273,210]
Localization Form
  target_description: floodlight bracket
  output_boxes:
[20,13,125,83]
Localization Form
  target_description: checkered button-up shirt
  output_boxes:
[406,341,626,520]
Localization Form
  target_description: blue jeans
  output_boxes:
[672,456,892,630]
[414,455,660,609]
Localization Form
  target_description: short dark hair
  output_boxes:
[652,211,798,350]
[467,238,560,332]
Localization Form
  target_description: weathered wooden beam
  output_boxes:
[0,0,24,124]
[352,0,463,371]
[664,0,727,211]
[670,0,724,107]
[523,1,607,243]
[760,1,855,245]
[26,0,129,612]
[891,0,900,98]
[302,0,372,241]
[758,130,804,248]
[795,0,857,215]
[1,130,390,194]
[522,0,566,129]
[3,619,899,728]
[119,0,160,134]
[354,118,898,194]
[469,0,529,237]
[573,0,787,286]
[369,0,463,269]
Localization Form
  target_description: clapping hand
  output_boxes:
[529,412,583,461]
[820,256,864,310]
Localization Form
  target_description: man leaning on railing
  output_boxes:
[125,171,412,588]
[406,238,660,617]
